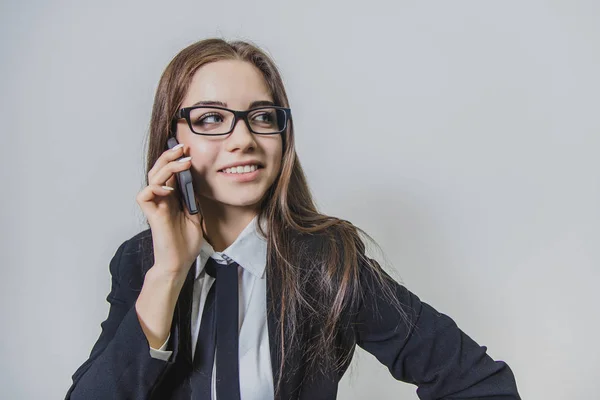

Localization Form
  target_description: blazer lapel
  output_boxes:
[266,258,305,400]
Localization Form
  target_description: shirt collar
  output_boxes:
[194,215,268,280]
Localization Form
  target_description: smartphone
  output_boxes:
[166,137,199,215]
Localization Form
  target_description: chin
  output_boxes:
[208,190,268,209]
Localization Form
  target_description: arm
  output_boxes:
[65,239,181,400]
[354,261,521,399]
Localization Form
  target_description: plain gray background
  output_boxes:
[1,1,598,399]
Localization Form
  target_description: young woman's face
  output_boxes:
[176,59,283,212]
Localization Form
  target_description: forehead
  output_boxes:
[182,59,273,108]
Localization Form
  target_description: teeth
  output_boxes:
[222,164,259,174]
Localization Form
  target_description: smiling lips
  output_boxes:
[218,157,264,171]
[218,165,263,182]
[221,164,261,174]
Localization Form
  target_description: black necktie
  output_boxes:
[190,257,241,400]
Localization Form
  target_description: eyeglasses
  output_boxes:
[174,105,292,136]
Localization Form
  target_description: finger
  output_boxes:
[136,183,175,205]
[148,156,192,186]
[148,143,186,181]
[165,173,177,189]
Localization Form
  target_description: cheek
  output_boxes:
[188,141,219,176]
[264,136,283,163]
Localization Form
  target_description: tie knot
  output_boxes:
[204,257,238,278]
[204,258,218,278]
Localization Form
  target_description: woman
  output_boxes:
[65,38,521,399]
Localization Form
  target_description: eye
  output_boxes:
[254,112,272,122]
[195,112,224,125]
[251,110,275,125]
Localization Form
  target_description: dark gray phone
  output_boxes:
[166,137,199,215]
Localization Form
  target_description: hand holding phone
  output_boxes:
[135,137,204,278]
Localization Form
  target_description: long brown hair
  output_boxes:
[143,38,409,394]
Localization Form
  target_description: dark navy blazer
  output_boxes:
[65,229,521,399]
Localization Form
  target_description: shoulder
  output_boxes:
[307,218,366,259]
[122,228,153,256]
[108,228,153,293]
[294,217,360,245]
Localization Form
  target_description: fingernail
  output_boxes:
[162,186,174,191]
[171,143,184,151]
[178,156,192,162]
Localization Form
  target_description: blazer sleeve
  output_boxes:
[65,238,180,400]
[353,261,521,400]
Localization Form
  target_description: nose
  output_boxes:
[225,117,257,152]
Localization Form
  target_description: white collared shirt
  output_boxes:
[149,215,274,400]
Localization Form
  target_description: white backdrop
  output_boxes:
[1,1,598,399]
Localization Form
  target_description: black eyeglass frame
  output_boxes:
[173,105,292,136]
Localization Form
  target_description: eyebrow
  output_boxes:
[191,100,275,108]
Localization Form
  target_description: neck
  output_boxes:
[199,199,259,252]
